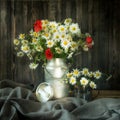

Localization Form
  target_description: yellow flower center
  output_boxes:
[72,27,76,31]
[60,27,65,31]
[63,40,68,46]
[45,33,49,37]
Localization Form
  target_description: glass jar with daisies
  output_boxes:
[13,18,94,69]
[65,68,102,101]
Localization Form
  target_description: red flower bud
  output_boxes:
[33,20,42,32]
[86,36,92,44]
[45,48,53,60]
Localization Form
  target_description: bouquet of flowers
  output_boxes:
[65,68,102,91]
[13,18,94,69]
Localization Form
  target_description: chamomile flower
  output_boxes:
[69,23,80,34]
[41,20,48,30]
[17,51,24,57]
[60,33,66,40]
[64,18,72,25]
[94,70,102,79]
[71,41,78,51]
[53,32,60,41]
[69,76,76,85]
[66,34,72,41]
[21,40,28,45]
[42,33,51,39]
[58,25,66,33]
[66,72,73,78]
[49,21,58,29]
[88,72,94,78]
[19,34,25,39]
[13,39,20,45]
[30,30,39,37]
[32,38,37,44]
[81,68,89,76]
[46,40,54,48]
[42,20,49,25]
[29,63,38,69]
[72,69,80,77]
[89,81,97,89]
[80,77,89,86]
[61,39,71,49]
[21,45,30,53]
[83,44,89,51]
[36,45,43,52]
[55,47,63,54]
[33,32,39,38]
[51,28,57,34]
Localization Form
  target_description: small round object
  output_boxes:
[35,82,53,103]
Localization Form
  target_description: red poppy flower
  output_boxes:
[86,36,92,44]
[33,20,42,32]
[45,48,53,60]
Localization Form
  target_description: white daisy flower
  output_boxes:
[53,32,60,41]
[17,51,24,57]
[36,45,43,52]
[33,32,39,38]
[83,45,89,51]
[42,33,51,39]
[46,40,54,48]
[94,70,102,79]
[42,20,49,25]
[14,39,20,45]
[41,20,49,30]
[61,39,71,49]
[69,76,76,85]
[29,31,39,38]
[19,34,25,39]
[69,23,81,34]
[55,47,63,54]
[72,69,80,77]
[29,63,38,69]
[71,41,78,51]
[81,68,89,76]
[89,81,97,89]
[60,33,66,40]
[58,25,66,33]
[21,40,28,45]
[64,18,72,25]
[80,77,89,86]
[49,21,58,29]
[66,34,72,41]
[66,72,73,78]
[21,45,30,53]
[88,72,94,78]
[32,38,37,44]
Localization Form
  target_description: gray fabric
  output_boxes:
[0,80,120,120]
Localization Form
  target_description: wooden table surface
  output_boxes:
[91,90,120,100]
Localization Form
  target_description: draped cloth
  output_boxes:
[0,80,120,120]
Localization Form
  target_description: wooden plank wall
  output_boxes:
[0,0,120,89]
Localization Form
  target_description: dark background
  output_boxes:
[0,0,120,90]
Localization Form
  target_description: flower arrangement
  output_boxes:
[65,68,102,92]
[13,18,94,69]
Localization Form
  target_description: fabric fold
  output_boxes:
[0,80,120,120]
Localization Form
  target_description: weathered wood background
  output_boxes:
[0,0,120,89]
